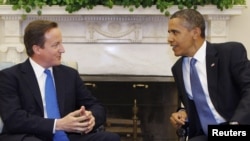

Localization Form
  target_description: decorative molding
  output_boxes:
[86,21,142,43]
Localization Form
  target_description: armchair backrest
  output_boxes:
[0,62,15,70]
[61,61,78,70]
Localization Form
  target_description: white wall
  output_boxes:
[228,1,250,57]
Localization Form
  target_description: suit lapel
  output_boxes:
[20,60,44,113]
[52,66,66,116]
[206,42,219,108]
[174,57,190,108]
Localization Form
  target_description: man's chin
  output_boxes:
[174,54,181,57]
[173,51,181,57]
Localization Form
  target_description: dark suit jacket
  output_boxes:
[172,41,250,138]
[0,59,106,141]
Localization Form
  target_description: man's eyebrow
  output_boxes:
[168,29,180,33]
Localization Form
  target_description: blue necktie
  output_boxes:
[44,69,70,141]
[190,58,217,135]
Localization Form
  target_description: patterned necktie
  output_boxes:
[44,69,69,141]
[190,58,217,135]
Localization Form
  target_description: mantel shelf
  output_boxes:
[0,5,246,16]
[80,75,175,82]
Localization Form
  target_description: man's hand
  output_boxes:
[170,110,187,129]
[79,106,95,134]
[55,106,95,134]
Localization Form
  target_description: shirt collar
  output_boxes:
[189,41,206,63]
[29,58,53,78]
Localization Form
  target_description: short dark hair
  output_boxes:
[170,9,206,38]
[24,20,58,57]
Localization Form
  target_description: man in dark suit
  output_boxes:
[0,20,120,141]
[168,9,250,141]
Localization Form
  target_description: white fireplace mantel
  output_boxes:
[0,5,246,75]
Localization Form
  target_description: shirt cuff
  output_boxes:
[53,119,57,133]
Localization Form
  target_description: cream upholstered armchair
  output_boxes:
[0,62,15,70]
[0,61,78,133]
[61,61,78,70]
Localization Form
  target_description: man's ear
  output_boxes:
[192,27,201,39]
[32,45,41,55]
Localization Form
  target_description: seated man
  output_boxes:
[168,9,250,141]
[0,20,120,141]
